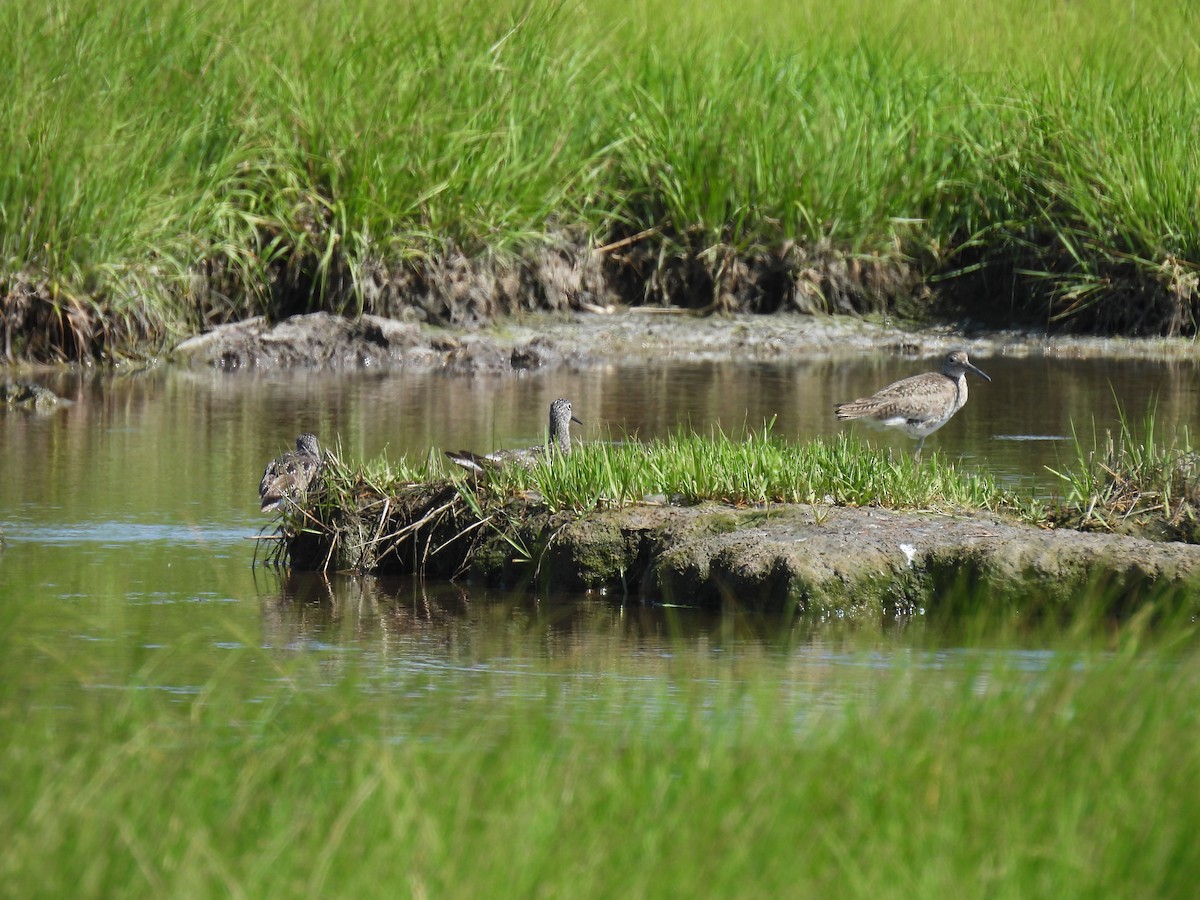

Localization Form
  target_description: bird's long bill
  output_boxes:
[571,414,583,425]
[968,361,992,382]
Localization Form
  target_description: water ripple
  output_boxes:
[2,520,253,547]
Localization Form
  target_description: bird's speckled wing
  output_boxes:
[836,373,955,421]
[259,451,321,510]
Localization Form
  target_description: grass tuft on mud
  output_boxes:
[496,428,1008,513]
[1050,409,1199,542]
[269,431,1019,575]
[265,424,1200,594]
[3,0,1200,361]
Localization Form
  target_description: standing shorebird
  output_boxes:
[259,432,323,513]
[834,350,991,461]
[446,398,582,475]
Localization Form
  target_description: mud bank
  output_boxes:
[7,223,1198,365]
[1,236,925,364]
[172,309,1200,373]
[281,493,1200,618]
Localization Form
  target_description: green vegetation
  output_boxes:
[1050,407,1199,539]
[333,416,1198,533]
[4,594,1200,897]
[319,428,1023,532]
[280,429,1027,576]
[288,428,1026,571]
[464,428,1011,512]
[281,421,1200,577]
[3,0,1200,360]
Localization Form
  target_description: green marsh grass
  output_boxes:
[345,427,1027,523]
[4,595,1200,897]
[286,429,1028,575]
[287,415,1200,577]
[3,0,1200,358]
[331,426,1017,529]
[497,428,1010,513]
[1051,406,1198,537]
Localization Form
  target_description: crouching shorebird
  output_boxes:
[835,350,991,462]
[446,398,582,475]
[259,432,323,513]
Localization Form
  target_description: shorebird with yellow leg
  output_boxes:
[835,350,991,463]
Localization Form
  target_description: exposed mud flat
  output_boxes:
[592,503,1200,616]
[173,314,432,370]
[172,311,580,372]
[171,309,1200,372]
[280,491,1200,618]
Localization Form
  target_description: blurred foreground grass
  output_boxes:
[3,595,1198,898]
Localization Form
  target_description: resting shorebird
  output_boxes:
[259,432,322,513]
[446,398,582,475]
[835,350,991,461]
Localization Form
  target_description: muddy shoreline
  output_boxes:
[281,490,1200,618]
[168,309,1200,373]
[5,221,1197,365]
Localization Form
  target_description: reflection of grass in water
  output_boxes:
[4,0,1199,356]
[2,599,1199,896]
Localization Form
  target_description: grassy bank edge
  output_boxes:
[262,424,1199,605]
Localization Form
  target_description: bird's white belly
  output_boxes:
[874,414,948,438]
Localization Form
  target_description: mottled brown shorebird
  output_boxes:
[835,350,991,461]
[259,432,322,513]
[446,398,582,475]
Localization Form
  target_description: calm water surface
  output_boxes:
[2,349,1197,712]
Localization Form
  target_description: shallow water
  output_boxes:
[2,346,1198,709]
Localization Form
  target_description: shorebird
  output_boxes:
[446,398,582,475]
[259,432,323,513]
[834,350,991,461]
